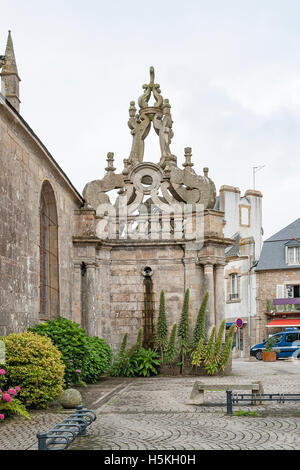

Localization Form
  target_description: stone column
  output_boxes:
[215,264,225,339]
[204,264,215,337]
[85,262,97,337]
[72,263,82,325]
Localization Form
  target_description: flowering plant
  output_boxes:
[0,371,29,421]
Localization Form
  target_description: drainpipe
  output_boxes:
[181,245,186,293]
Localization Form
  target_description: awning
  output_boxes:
[266,319,300,328]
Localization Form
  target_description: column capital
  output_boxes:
[215,262,226,269]
[197,256,226,267]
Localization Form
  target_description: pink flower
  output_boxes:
[75,370,81,374]
[0,370,5,375]
[69,360,74,363]
[15,386,21,392]
[0,414,4,420]
[8,388,16,396]
[2,393,12,403]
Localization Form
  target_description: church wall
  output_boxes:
[0,101,81,335]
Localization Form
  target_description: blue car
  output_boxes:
[250,328,300,361]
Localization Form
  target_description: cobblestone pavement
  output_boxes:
[1,359,300,450]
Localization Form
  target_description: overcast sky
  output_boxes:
[2,0,300,240]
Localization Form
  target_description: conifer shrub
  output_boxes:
[154,290,168,360]
[177,289,190,367]
[164,323,177,364]
[193,291,209,344]
[0,332,65,408]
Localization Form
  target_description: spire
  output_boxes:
[1,31,21,112]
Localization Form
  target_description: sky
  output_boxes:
[1,0,300,240]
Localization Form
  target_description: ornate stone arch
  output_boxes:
[39,180,60,319]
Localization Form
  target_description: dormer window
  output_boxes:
[285,239,300,265]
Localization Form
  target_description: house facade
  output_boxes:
[217,185,263,356]
[255,218,300,343]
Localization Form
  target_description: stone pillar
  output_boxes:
[85,262,97,337]
[204,264,215,337]
[215,264,225,338]
[72,263,82,325]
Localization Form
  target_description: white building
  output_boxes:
[216,186,263,356]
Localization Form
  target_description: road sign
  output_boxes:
[236,318,243,328]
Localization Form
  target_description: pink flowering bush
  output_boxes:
[0,371,29,422]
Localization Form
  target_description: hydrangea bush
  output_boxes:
[0,370,29,421]
[29,317,112,385]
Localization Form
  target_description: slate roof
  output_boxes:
[256,218,300,271]
[225,233,241,258]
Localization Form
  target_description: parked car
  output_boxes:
[250,328,300,360]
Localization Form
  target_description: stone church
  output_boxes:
[0,32,234,350]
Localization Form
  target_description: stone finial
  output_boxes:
[183,147,194,168]
[105,152,116,173]
[122,158,130,176]
[138,66,163,109]
[0,31,21,112]
[129,101,136,118]
[203,167,209,177]
[163,98,171,113]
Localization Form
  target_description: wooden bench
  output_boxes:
[187,381,264,405]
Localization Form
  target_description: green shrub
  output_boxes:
[191,322,234,375]
[0,332,65,409]
[111,348,160,377]
[29,317,112,385]
[193,291,209,344]
[134,348,160,377]
[164,323,177,364]
[154,290,168,360]
[110,330,160,377]
[82,337,113,384]
[177,289,190,367]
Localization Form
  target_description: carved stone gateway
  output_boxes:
[75,68,233,350]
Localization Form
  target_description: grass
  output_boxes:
[233,409,258,417]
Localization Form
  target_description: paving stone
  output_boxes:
[1,359,300,450]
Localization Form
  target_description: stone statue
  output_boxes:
[82,67,216,215]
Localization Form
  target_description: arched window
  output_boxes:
[40,181,60,319]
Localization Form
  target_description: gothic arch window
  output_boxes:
[40,181,60,319]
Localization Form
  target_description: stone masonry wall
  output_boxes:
[0,101,81,335]
[94,243,204,351]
